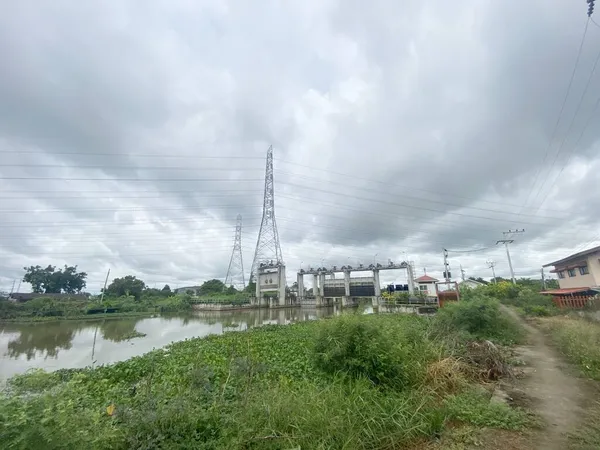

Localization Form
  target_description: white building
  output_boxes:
[458,278,487,289]
[415,275,438,297]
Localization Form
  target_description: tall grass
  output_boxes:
[0,312,531,449]
[540,316,600,381]
[432,298,525,345]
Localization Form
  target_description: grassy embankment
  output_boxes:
[462,281,600,449]
[0,299,534,449]
[0,293,218,323]
[536,314,600,449]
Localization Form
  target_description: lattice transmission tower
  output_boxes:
[225,214,245,290]
[251,145,283,280]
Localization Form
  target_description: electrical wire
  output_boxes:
[529,32,600,210]
[520,18,591,211]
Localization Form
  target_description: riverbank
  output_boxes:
[0,310,160,323]
[0,300,534,449]
[0,295,194,323]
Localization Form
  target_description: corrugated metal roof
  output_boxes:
[543,245,600,267]
[539,287,595,295]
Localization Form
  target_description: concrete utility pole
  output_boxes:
[442,248,451,282]
[486,260,497,283]
[99,268,110,304]
[460,264,466,282]
[496,229,525,285]
[541,267,546,290]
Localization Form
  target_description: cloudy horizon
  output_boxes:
[1,0,599,293]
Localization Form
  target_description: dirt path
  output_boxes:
[501,306,591,450]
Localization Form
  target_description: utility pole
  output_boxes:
[99,268,110,304]
[487,260,497,283]
[442,248,451,282]
[460,264,466,282]
[496,229,525,285]
[9,279,15,295]
[541,267,546,290]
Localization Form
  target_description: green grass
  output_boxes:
[444,388,534,430]
[0,313,531,449]
[568,401,600,450]
[432,298,525,345]
[540,316,600,381]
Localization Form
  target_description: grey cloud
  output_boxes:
[1,0,599,292]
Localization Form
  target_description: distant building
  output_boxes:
[459,278,487,289]
[415,275,438,297]
[542,246,600,296]
[173,286,201,295]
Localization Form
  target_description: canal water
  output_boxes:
[0,304,423,382]
[0,307,346,382]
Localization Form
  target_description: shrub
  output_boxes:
[522,304,559,317]
[444,388,533,430]
[541,317,600,380]
[433,299,524,344]
[313,315,435,389]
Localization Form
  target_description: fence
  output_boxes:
[552,295,594,309]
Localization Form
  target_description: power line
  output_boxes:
[520,17,591,210]
[533,84,600,211]
[0,150,263,159]
[529,31,600,210]
[0,156,565,213]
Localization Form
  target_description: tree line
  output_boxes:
[21,265,248,300]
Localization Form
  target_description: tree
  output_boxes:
[198,279,226,296]
[23,265,87,294]
[161,284,172,296]
[244,281,256,294]
[105,276,146,300]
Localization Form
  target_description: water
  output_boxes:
[0,307,342,381]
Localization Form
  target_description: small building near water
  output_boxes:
[415,275,438,297]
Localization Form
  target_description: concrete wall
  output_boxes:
[587,253,600,286]
[418,282,436,297]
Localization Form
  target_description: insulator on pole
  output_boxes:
[589,0,596,17]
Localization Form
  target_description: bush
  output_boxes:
[313,315,436,389]
[444,388,533,430]
[433,299,524,344]
[541,317,600,380]
[522,304,559,317]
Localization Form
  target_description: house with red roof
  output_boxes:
[415,274,438,297]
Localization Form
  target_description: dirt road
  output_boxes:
[501,306,592,450]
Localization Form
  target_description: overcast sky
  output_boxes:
[1,0,599,293]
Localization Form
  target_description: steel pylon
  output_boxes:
[225,214,245,290]
[251,145,283,280]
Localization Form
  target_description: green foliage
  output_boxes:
[444,388,533,430]
[161,284,171,295]
[541,317,600,381]
[0,313,529,449]
[198,279,227,296]
[568,401,600,449]
[23,264,87,294]
[314,314,438,389]
[1,293,193,321]
[433,299,524,344]
[105,276,146,300]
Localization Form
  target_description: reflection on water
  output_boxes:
[0,306,343,381]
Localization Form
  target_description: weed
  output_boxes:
[540,316,600,380]
[568,401,600,449]
[444,388,533,430]
[313,314,438,389]
[433,298,524,345]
